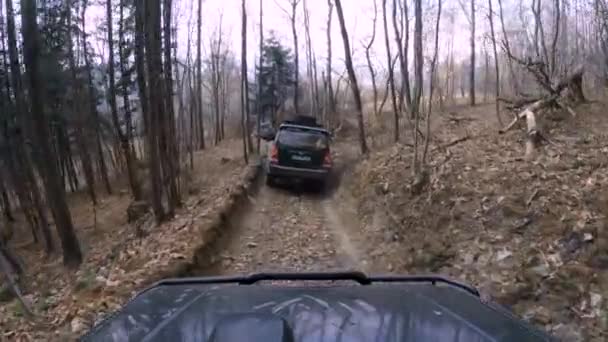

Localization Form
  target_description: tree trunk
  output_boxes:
[392,0,412,114]
[382,0,399,142]
[488,0,503,126]
[365,0,379,118]
[117,0,143,200]
[326,0,336,118]
[66,1,97,205]
[497,0,520,95]
[196,0,206,149]
[4,0,54,253]
[290,0,301,112]
[412,0,423,174]
[334,0,368,154]
[257,0,264,152]
[163,0,180,211]
[110,0,144,201]
[22,0,82,266]
[82,0,112,195]
[144,0,167,222]
[241,0,250,164]
[135,0,165,221]
[423,0,442,166]
[484,47,490,102]
[469,0,476,106]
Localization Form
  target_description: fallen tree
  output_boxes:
[498,63,585,160]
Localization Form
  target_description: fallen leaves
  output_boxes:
[0,140,253,341]
[348,103,608,341]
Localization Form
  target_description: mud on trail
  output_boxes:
[188,141,365,277]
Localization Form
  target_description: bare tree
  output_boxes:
[334,0,368,154]
[83,0,112,196]
[303,0,314,116]
[257,0,264,152]
[497,0,520,94]
[4,0,53,254]
[241,0,250,163]
[163,0,180,212]
[382,0,399,142]
[22,0,82,266]
[487,0,502,125]
[393,0,412,113]
[326,0,336,117]
[364,0,379,117]
[278,0,302,112]
[140,0,166,221]
[108,0,143,201]
[423,0,442,165]
[196,0,206,149]
[412,0,423,174]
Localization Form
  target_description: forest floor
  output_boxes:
[0,139,254,340]
[1,101,607,341]
[349,101,608,341]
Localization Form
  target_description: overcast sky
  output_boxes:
[83,0,493,81]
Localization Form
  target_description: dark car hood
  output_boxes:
[83,278,551,342]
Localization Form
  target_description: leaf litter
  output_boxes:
[346,102,608,341]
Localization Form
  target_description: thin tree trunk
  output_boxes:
[423,0,442,166]
[365,0,379,118]
[392,0,412,114]
[303,0,315,117]
[488,0,503,126]
[66,0,97,205]
[136,0,165,221]
[109,0,143,201]
[144,0,166,222]
[484,47,490,102]
[82,0,112,195]
[196,0,206,149]
[117,0,143,200]
[326,0,336,118]
[412,0,423,174]
[241,0,250,163]
[382,0,399,142]
[4,0,53,253]
[334,0,368,154]
[469,0,476,106]
[22,0,82,266]
[290,0,301,112]
[163,0,180,211]
[257,0,263,152]
[497,0,520,94]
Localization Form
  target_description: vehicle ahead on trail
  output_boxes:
[264,116,332,188]
[82,272,553,341]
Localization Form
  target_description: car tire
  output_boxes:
[314,179,326,192]
[266,175,276,187]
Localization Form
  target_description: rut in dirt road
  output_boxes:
[202,179,363,275]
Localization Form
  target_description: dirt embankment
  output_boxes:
[0,140,260,341]
[344,102,608,341]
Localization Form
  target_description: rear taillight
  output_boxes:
[323,150,332,168]
[270,143,279,163]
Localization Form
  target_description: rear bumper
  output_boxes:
[267,163,330,180]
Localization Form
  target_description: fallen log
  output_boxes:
[499,98,557,160]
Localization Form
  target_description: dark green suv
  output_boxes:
[266,121,332,187]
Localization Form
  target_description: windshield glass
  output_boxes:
[278,128,329,150]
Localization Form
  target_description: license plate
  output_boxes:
[291,155,311,162]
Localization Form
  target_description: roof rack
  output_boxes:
[145,272,480,297]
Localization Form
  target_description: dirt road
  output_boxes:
[198,144,365,276]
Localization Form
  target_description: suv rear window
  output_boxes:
[278,127,329,150]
